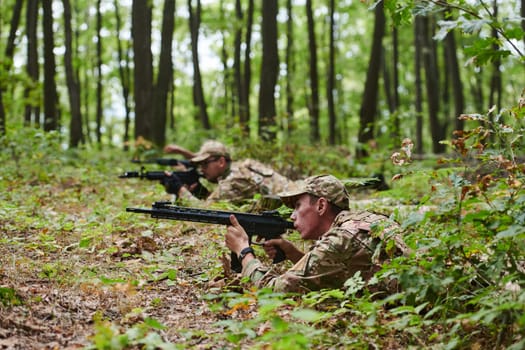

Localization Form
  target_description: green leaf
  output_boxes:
[144,317,167,330]
[291,308,326,323]
[495,224,525,240]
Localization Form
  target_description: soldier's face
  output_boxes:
[290,194,325,240]
[199,156,226,182]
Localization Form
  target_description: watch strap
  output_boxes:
[238,247,255,263]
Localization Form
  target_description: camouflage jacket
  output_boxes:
[180,159,290,205]
[242,210,402,293]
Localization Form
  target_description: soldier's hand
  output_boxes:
[225,215,250,255]
[263,238,304,264]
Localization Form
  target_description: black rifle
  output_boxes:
[131,158,192,167]
[126,201,294,272]
[119,167,209,199]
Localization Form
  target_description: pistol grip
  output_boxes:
[272,246,286,264]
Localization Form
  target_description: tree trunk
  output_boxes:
[258,0,278,141]
[95,0,103,145]
[42,0,59,132]
[327,0,336,145]
[356,1,385,159]
[285,0,294,134]
[24,0,40,127]
[488,0,502,115]
[234,0,244,129]
[0,0,23,135]
[188,0,210,129]
[242,0,254,134]
[414,16,424,155]
[63,0,84,148]
[444,27,464,133]
[305,0,320,142]
[421,16,446,154]
[151,0,175,147]
[132,0,154,140]
[114,0,132,151]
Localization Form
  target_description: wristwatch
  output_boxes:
[238,247,255,263]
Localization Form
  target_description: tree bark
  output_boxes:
[42,0,59,132]
[188,0,210,129]
[24,0,40,127]
[132,0,154,140]
[285,0,294,134]
[114,0,132,151]
[356,1,385,159]
[444,27,464,133]
[151,0,175,147]
[258,0,279,141]
[414,16,424,155]
[63,0,84,148]
[242,0,254,134]
[306,0,320,142]
[0,0,23,135]
[327,0,336,145]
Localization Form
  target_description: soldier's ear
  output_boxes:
[317,197,329,216]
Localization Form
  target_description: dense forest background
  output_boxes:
[1,0,523,158]
[1,1,525,348]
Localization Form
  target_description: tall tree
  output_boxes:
[114,0,132,151]
[188,0,210,129]
[305,0,320,142]
[285,0,294,134]
[327,0,337,145]
[414,16,424,155]
[63,0,84,147]
[95,0,104,145]
[258,0,278,141]
[42,0,59,132]
[151,0,175,147]
[24,0,40,127]
[488,0,502,115]
[241,0,254,133]
[356,1,385,159]
[0,0,23,135]
[132,0,154,140]
[443,22,464,133]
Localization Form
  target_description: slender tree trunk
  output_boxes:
[488,0,502,115]
[258,0,278,141]
[356,1,385,159]
[305,0,320,142]
[241,0,254,133]
[234,0,244,130]
[95,0,103,145]
[327,0,336,145]
[421,16,446,154]
[24,0,40,127]
[285,0,294,134]
[132,0,154,140]
[0,0,23,135]
[114,0,132,151]
[188,0,210,129]
[414,16,424,155]
[42,0,59,132]
[63,0,84,148]
[444,27,464,133]
[151,0,175,147]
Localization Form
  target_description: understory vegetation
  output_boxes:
[0,97,524,349]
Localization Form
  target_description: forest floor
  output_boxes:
[0,151,420,349]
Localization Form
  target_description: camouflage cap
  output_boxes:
[278,174,349,210]
[191,140,231,163]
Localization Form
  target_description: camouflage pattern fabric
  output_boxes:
[242,210,402,293]
[180,159,290,205]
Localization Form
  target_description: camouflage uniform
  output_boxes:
[241,174,404,293]
[178,141,290,205]
[206,159,290,204]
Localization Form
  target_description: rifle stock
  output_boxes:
[126,201,294,272]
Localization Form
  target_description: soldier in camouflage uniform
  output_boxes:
[166,140,291,206]
[225,174,405,293]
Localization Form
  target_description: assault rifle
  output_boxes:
[126,201,294,272]
[119,167,209,199]
[131,158,192,167]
